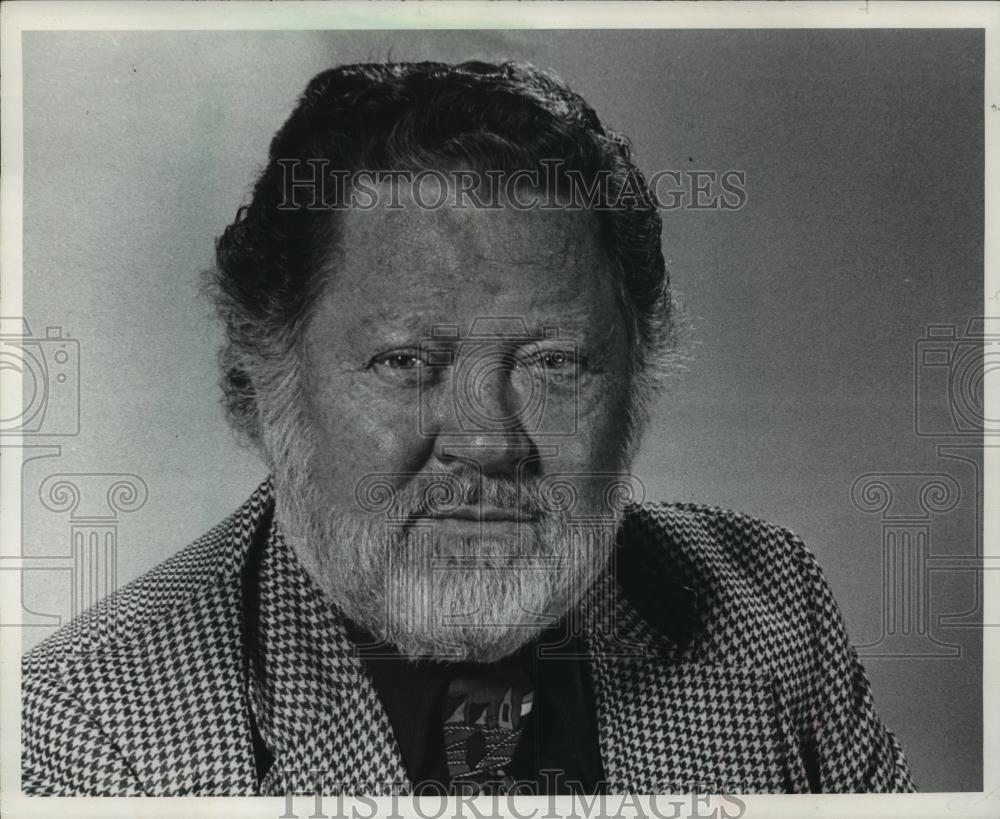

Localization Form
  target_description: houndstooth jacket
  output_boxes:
[22,479,915,796]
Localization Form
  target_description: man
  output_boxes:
[22,60,914,796]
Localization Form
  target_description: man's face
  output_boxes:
[269,181,635,661]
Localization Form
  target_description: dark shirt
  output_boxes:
[347,622,606,795]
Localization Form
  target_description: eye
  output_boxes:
[368,349,433,385]
[376,353,422,371]
[541,350,571,370]
[521,348,576,369]
[511,346,579,381]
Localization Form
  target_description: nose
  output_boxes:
[432,352,535,475]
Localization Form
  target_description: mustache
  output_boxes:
[353,473,552,521]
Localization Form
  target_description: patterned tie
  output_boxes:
[442,669,534,792]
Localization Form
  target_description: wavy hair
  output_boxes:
[206,61,678,453]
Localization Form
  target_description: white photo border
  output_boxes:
[1,2,996,818]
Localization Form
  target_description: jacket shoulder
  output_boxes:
[620,501,829,665]
[21,482,273,796]
[616,502,916,792]
[625,500,817,582]
[23,500,252,668]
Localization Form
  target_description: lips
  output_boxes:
[404,505,540,534]
[430,504,538,523]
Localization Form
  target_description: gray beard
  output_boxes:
[273,472,621,663]
[258,377,628,662]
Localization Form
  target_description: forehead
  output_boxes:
[315,182,622,340]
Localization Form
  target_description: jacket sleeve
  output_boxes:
[786,528,917,793]
[22,667,145,796]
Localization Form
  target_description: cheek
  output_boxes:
[568,380,631,466]
[306,379,433,486]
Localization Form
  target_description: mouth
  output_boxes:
[407,505,540,535]
[430,505,538,523]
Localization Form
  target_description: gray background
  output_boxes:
[20,29,984,791]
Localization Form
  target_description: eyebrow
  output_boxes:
[347,296,618,349]
[355,324,620,365]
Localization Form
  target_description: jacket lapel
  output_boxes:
[583,507,793,793]
[250,514,409,796]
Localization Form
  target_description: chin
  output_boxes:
[358,565,572,663]
[380,619,551,664]
[275,488,616,663]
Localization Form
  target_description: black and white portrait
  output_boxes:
[2,4,994,817]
